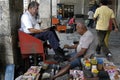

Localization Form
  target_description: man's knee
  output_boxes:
[46,31,54,35]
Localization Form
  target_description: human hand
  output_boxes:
[64,44,69,49]
[69,57,75,61]
[114,27,119,32]
[84,54,90,60]
[41,28,49,32]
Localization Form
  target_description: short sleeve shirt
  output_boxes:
[88,11,94,19]
[68,18,75,25]
[20,11,40,33]
[94,6,115,30]
[77,30,96,55]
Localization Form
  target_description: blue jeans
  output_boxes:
[69,52,82,68]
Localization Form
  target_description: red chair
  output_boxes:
[18,30,57,64]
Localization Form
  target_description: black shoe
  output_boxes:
[106,53,112,61]
[106,53,112,57]
[64,55,70,60]
[96,51,101,54]
[53,54,65,62]
[54,47,65,56]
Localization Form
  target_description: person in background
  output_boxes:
[51,22,96,80]
[87,8,94,28]
[68,15,76,32]
[20,1,67,62]
[91,1,99,13]
[94,0,118,57]
[57,13,62,24]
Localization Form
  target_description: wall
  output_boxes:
[0,0,12,79]
[0,0,13,66]
[9,0,23,65]
[0,0,23,79]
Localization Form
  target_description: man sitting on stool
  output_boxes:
[51,22,96,80]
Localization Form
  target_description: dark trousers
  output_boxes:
[33,30,59,49]
[50,26,60,42]
[69,24,76,32]
[87,19,94,28]
[96,30,110,55]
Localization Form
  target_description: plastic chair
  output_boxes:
[57,25,66,32]
[18,30,57,64]
[52,18,59,25]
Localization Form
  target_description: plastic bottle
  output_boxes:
[29,55,34,66]
[108,70,115,80]
[90,57,97,65]
[97,58,103,71]
[91,65,99,77]
[85,59,91,70]
[50,69,54,77]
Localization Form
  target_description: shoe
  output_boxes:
[53,54,64,62]
[63,55,70,61]
[106,53,112,57]
[53,54,70,62]
[106,53,113,61]
[96,51,101,54]
[54,47,65,56]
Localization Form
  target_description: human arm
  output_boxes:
[64,44,78,49]
[93,8,99,21]
[70,32,94,61]
[28,28,48,33]
[111,18,119,32]
[69,48,87,61]
[111,10,119,32]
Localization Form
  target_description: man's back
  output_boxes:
[77,30,96,56]
[94,6,115,30]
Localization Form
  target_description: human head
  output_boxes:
[76,22,87,35]
[100,0,108,5]
[28,1,39,16]
[73,15,75,18]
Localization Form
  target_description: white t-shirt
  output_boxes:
[20,11,40,33]
[88,11,94,19]
[77,30,96,55]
